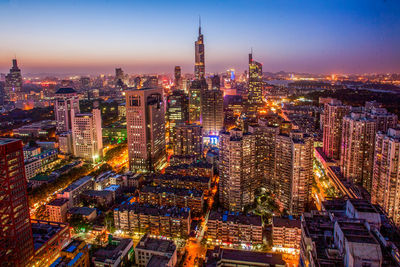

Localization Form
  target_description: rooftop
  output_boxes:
[59,176,92,194]
[209,211,262,226]
[68,207,96,216]
[93,237,133,263]
[31,220,69,251]
[136,234,176,254]
[205,247,285,267]
[115,202,190,219]
[55,87,77,94]
[47,198,69,207]
[272,216,301,228]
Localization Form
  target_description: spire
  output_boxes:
[199,15,202,35]
[249,48,253,64]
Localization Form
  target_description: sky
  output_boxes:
[0,0,400,75]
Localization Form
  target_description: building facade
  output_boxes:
[219,129,257,212]
[201,89,224,136]
[0,139,34,266]
[340,112,376,192]
[371,128,400,225]
[54,87,80,132]
[126,88,166,173]
[322,99,350,160]
[72,108,103,162]
[173,124,203,156]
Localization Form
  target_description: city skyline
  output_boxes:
[1,0,400,75]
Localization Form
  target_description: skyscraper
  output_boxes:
[167,90,189,141]
[248,119,280,188]
[0,139,34,266]
[71,108,103,162]
[194,18,205,80]
[174,66,182,89]
[219,129,256,212]
[340,112,377,192]
[371,128,400,225]
[189,79,207,123]
[322,99,351,160]
[126,88,166,172]
[54,87,80,132]
[173,124,203,156]
[5,59,23,102]
[247,52,263,116]
[274,131,313,215]
[201,88,224,137]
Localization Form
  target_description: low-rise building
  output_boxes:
[205,246,286,267]
[300,198,400,267]
[47,198,69,223]
[164,161,214,180]
[206,211,263,245]
[92,236,134,267]
[150,173,211,192]
[272,216,301,250]
[114,203,190,239]
[49,239,90,267]
[29,220,71,267]
[57,176,94,208]
[68,207,97,222]
[81,189,114,208]
[13,120,56,138]
[134,234,177,267]
[138,185,204,213]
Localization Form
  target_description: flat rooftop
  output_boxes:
[205,247,285,266]
[136,235,176,254]
[47,198,69,207]
[209,211,262,226]
[59,176,92,194]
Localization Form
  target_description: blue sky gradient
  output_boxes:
[0,0,399,74]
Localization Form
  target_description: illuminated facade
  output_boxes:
[274,131,313,215]
[0,139,34,266]
[247,53,263,115]
[5,59,23,102]
[194,18,205,80]
[166,90,189,141]
[173,124,203,156]
[219,129,256,212]
[189,79,207,123]
[322,99,350,160]
[371,128,400,225]
[54,87,80,132]
[126,88,166,173]
[201,88,224,137]
[340,112,376,192]
[71,108,103,162]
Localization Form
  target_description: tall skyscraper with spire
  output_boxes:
[5,59,23,102]
[194,17,205,80]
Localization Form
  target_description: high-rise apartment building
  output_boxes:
[173,124,203,156]
[201,89,224,136]
[322,99,350,160]
[371,128,400,225]
[274,131,313,215]
[0,139,34,266]
[366,106,398,133]
[219,129,256,212]
[248,120,280,188]
[54,87,80,132]
[166,90,189,141]
[340,112,377,192]
[194,19,205,80]
[126,88,166,172]
[5,59,23,102]
[247,53,263,116]
[71,108,103,162]
[189,79,207,123]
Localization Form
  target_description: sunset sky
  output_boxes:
[1,0,399,75]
